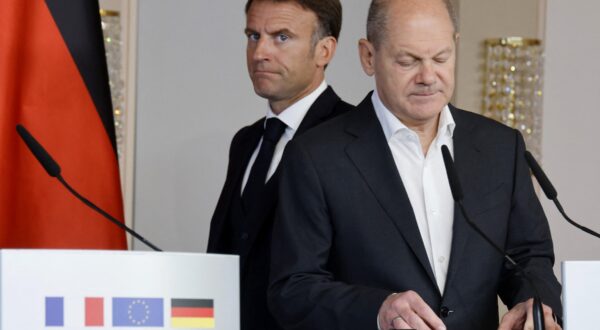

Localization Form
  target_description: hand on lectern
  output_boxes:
[377,291,446,330]
[499,298,561,330]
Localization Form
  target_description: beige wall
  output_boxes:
[455,0,600,277]
[455,0,544,113]
[542,0,600,271]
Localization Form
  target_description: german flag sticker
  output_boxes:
[171,299,215,328]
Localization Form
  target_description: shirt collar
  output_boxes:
[265,80,328,133]
[371,89,455,143]
[435,103,456,147]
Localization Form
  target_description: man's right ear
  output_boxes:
[358,39,376,76]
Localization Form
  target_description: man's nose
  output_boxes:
[416,62,436,85]
[252,37,272,62]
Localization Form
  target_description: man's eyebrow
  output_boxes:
[268,28,296,37]
[395,50,420,60]
[434,47,453,57]
[245,27,297,37]
[396,47,453,59]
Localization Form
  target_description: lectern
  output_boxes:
[0,249,239,329]
[562,260,600,330]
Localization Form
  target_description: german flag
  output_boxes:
[0,0,125,248]
[171,299,215,328]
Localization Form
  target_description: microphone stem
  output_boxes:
[457,201,545,330]
[553,199,600,239]
[457,203,515,264]
[57,175,162,252]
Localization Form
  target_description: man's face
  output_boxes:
[360,0,456,127]
[245,1,325,112]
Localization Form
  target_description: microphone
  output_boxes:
[16,125,61,177]
[525,151,600,239]
[441,145,545,330]
[16,124,162,252]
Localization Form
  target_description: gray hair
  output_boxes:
[367,0,458,48]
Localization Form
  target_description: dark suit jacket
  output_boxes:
[207,86,353,330]
[268,93,562,330]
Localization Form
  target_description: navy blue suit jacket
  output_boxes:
[207,86,353,330]
[269,93,561,330]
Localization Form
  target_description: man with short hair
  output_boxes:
[207,1,351,329]
[268,0,562,329]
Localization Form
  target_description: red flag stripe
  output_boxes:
[0,0,125,248]
[171,307,214,318]
[85,297,104,326]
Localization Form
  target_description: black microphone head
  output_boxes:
[441,145,464,201]
[524,151,557,200]
[16,124,61,177]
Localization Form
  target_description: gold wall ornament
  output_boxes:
[100,9,125,168]
[99,9,119,17]
[483,37,544,160]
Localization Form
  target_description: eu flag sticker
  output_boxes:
[112,298,164,327]
[45,297,64,327]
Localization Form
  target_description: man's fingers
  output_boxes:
[498,299,560,330]
[390,315,412,329]
[521,298,536,330]
[541,304,560,330]
[411,295,446,329]
[388,291,445,330]
[499,312,523,330]
[523,300,562,330]
[498,301,526,330]
[543,312,557,330]
[395,311,433,330]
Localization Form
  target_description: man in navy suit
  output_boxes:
[268,0,562,329]
[206,1,351,329]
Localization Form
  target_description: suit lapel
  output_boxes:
[230,121,264,204]
[444,106,486,294]
[234,122,264,187]
[211,121,263,248]
[344,96,437,287]
[243,86,343,258]
[296,86,341,135]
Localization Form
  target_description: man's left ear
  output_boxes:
[315,36,337,68]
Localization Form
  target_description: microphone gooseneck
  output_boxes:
[16,124,162,252]
[16,124,61,177]
[441,145,545,330]
[524,151,600,239]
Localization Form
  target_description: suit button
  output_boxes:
[241,233,249,240]
[440,306,452,318]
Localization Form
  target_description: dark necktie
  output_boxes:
[242,118,287,211]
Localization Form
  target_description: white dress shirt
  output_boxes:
[241,80,328,192]
[372,90,456,293]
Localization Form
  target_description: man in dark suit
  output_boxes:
[268,0,562,329]
[206,1,351,329]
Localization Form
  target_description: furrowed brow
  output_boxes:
[434,47,453,57]
[268,28,296,38]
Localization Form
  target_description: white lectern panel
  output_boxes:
[562,260,600,330]
[0,249,238,330]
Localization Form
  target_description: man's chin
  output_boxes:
[253,87,280,101]
[405,102,447,121]
[409,92,446,103]
[408,95,448,111]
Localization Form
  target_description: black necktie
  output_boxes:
[242,118,287,211]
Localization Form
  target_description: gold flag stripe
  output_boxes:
[172,317,215,328]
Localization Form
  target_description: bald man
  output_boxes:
[268,0,562,329]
